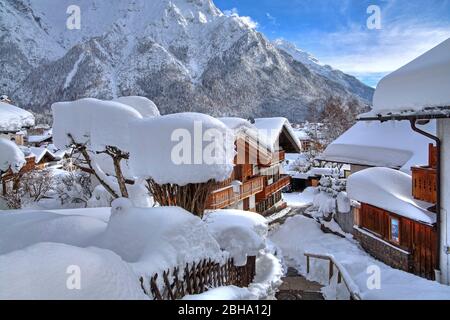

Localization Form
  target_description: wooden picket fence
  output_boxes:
[140,256,256,300]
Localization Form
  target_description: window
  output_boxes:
[390,218,400,243]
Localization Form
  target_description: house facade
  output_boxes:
[356,38,450,284]
[207,118,302,215]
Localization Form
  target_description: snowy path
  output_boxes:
[276,267,324,300]
[270,213,450,300]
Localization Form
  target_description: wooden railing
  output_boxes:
[207,176,264,210]
[140,256,256,300]
[259,150,286,167]
[256,175,291,202]
[305,253,362,300]
[412,166,437,203]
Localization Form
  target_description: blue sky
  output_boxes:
[214,0,450,87]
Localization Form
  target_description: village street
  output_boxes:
[270,195,450,300]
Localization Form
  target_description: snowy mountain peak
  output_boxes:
[3,0,374,122]
[273,38,322,67]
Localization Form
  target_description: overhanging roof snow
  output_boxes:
[317,121,436,173]
[359,38,450,121]
[347,167,436,225]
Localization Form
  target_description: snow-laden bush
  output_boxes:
[130,112,235,217]
[55,170,93,208]
[311,175,347,219]
[2,169,54,209]
[52,97,161,205]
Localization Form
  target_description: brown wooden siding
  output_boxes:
[358,203,437,280]
[411,166,437,204]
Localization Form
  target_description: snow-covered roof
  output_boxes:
[347,167,436,225]
[0,102,35,132]
[318,121,435,173]
[20,147,57,164]
[294,129,310,141]
[28,129,53,144]
[218,117,302,153]
[361,38,450,119]
[29,147,57,163]
[254,118,302,152]
[0,138,25,173]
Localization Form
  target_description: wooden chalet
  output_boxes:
[351,145,438,280]
[207,118,302,215]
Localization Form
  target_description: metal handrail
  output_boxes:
[304,252,362,300]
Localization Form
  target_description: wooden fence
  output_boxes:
[140,256,256,300]
[305,252,362,300]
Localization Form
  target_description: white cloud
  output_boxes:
[307,22,450,84]
[223,7,258,29]
[266,13,278,26]
[321,26,450,73]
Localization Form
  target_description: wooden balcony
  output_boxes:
[259,150,286,167]
[207,176,265,210]
[256,175,291,202]
[412,166,437,204]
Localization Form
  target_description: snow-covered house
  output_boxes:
[358,38,450,284]
[0,99,35,146]
[0,101,35,140]
[209,117,302,215]
[27,128,53,147]
[348,168,437,280]
[317,120,436,175]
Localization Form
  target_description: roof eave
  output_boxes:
[358,106,450,122]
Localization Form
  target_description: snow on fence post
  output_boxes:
[129,113,235,218]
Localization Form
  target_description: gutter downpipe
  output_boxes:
[410,119,441,279]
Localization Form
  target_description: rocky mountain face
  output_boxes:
[1,0,374,122]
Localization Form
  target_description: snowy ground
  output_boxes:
[282,187,317,208]
[270,214,450,300]
[0,202,283,300]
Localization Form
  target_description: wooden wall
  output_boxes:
[359,203,437,280]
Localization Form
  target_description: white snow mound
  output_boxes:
[204,209,268,266]
[113,96,160,118]
[0,243,147,300]
[129,112,235,185]
[347,167,436,224]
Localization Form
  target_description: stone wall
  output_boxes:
[354,227,411,273]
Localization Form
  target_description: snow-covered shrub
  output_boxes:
[1,168,54,209]
[87,185,115,208]
[311,175,347,219]
[130,113,235,217]
[52,98,158,203]
[55,170,93,208]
